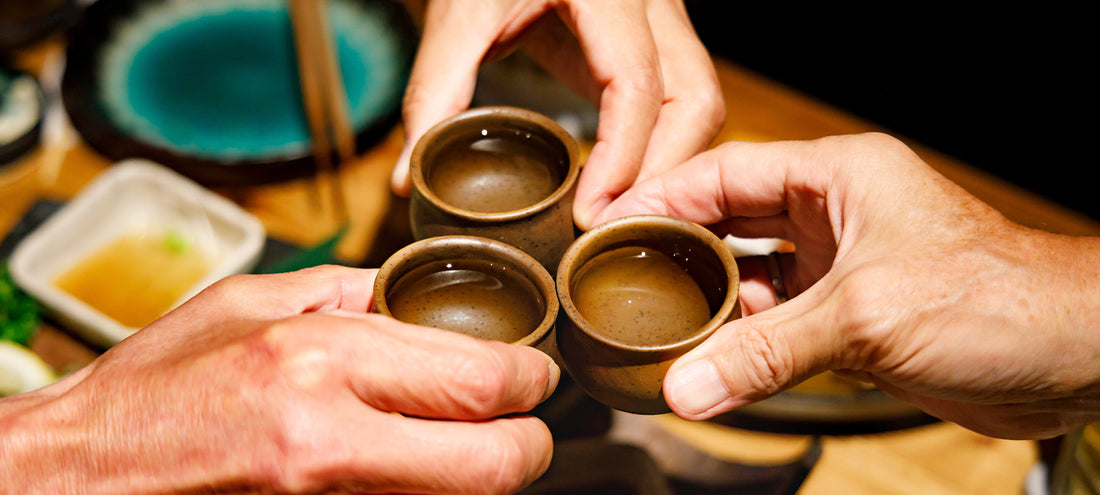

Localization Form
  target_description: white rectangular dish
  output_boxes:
[9,159,265,347]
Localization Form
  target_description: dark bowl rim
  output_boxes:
[0,0,82,50]
[0,64,46,167]
[59,0,416,187]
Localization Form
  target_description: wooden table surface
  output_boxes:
[5,36,1098,494]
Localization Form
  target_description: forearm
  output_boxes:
[1023,228,1100,399]
[0,371,263,494]
[0,382,89,493]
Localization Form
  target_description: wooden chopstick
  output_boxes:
[311,1,356,167]
[289,0,350,224]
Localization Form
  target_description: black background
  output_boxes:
[685,4,1097,222]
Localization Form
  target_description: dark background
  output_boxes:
[685,4,1097,222]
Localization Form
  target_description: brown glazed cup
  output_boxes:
[372,235,559,360]
[409,106,581,274]
[555,215,741,414]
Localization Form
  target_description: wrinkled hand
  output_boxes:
[393,0,724,229]
[0,265,558,493]
[594,133,1100,439]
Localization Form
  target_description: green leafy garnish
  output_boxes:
[256,227,347,274]
[0,262,40,346]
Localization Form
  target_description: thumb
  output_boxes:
[663,290,845,420]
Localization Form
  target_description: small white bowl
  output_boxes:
[9,159,265,347]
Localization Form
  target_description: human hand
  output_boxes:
[593,133,1100,439]
[0,265,558,493]
[393,0,724,230]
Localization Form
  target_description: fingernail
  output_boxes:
[578,196,613,230]
[666,359,730,415]
[541,358,561,403]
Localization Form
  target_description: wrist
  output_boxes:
[1,366,268,493]
[1033,230,1100,392]
[0,378,84,493]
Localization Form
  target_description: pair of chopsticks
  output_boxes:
[289,0,351,223]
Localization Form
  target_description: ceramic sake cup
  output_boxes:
[555,215,741,414]
[372,235,559,360]
[408,106,580,274]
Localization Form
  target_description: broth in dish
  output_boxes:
[53,229,211,328]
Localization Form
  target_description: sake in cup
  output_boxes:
[555,215,741,414]
[408,106,580,274]
[372,235,558,359]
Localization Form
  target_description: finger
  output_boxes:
[560,1,664,229]
[520,14,601,103]
[592,140,825,227]
[735,256,784,314]
[173,265,378,323]
[633,0,724,183]
[380,414,553,494]
[392,1,522,195]
[711,215,793,243]
[316,410,552,494]
[661,286,845,419]
[313,313,560,420]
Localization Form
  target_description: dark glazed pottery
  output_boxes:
[409,106,580,274]
[60,0,415,186]
[373,235,559,361]
[556,215,740,415]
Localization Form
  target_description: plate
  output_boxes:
[9,159,266,348]
[0,64,45,167]
[62,0,415,185]
[710,372,937,435]
[0,341,56,398]
[0,0,81,50]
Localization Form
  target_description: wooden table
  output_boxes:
[5,36,1098,494]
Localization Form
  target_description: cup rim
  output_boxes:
[409,106,580,222]
[556,215,740,353]
[373,235,559,347]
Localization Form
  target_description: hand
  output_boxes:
[393,0,724,229]
[594,133,1100,439]
[0,265,559,493]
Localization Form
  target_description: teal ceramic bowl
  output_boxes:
[62,0,415,185]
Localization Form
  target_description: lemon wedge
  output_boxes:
[0,341,56,398]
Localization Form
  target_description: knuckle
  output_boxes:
[197,273,256,303]
[266,420,322,493]
[243,323,337,492]
[844,132,914,164]
[617,65,664,108]
[858,131,907,150]
[629,61,664,92]
[400,80,427,111]
[734,322,794,397]
[254,319,299,359]
[253,318,334,389]
[267,420,343,495]
[476,423,546,495]
[446,349,513,416]
[687,84,726,132]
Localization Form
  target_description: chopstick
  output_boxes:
[289,0,351,223]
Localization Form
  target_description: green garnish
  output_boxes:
[0,262,40,346]
[162,229,191,254]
